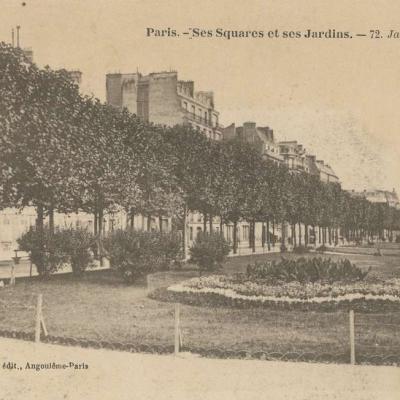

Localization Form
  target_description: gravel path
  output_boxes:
[1,338,399,400]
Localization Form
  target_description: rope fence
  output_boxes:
[0,293,399,366]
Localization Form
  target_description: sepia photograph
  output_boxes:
[1,1,400,399]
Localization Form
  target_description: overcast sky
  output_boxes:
[1,0,399,193]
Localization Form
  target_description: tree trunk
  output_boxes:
[261,223,265,248]
[252,220,256,253]
[130,208,135,230]
[203,213,207,233]
[233,221,238,254]
[94,211,98,235]
[209,214,213,233]
[266,219,271,251]
[272,220,275,247]
[305,224,309,246]
[35,204,45,276]
[298,222,302,246]
[48,206,54,235]
[98,207,104,236]
[48,205,55,271]
[98,206,104,266]
[219,216,223,237]
[248,221,252,248]
[182,204,188,260]
[159,216,163,233]
[292,224,297,247]
[147,214,152,231]
[281,221,286,251]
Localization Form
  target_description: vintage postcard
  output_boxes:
[1,1,400,399]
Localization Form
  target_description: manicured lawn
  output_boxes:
[0,246,400,364]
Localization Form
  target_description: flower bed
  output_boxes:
[158,275,400,312]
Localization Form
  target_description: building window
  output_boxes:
[1,242,12,251]
[191,105,195,114]
[189,227,193,241]
[183,101,187,110]
[196,227,202,239]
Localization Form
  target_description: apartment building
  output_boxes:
[223,122,284,164]
[349,189,400,209]
[106,71,223,140]
[278,141,308,172]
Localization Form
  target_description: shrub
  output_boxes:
[17,226,69,277]
[189,232,231,273]
[56,228,96,275]
[103,230,182,283]
[292,245,310,254]
[316,244,327,253]
[373,247,382,257]
[246,257,371,284]
[18,227,96,277]
[158,231,183,267]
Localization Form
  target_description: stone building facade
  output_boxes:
[349,189,400,209]
[223,122,284,164]
[278,141,309,172]
[106,71,223,140]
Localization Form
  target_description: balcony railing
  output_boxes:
[183,110,223,130]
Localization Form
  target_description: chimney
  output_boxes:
[11,28,15,46]
[269,128,274,142]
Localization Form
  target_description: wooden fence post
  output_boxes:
[35,294,43,343]
[146,274,150,293]
[349,309,355,365]
[34,293,48,343]
[174,303,181,355]
[10,264,15,286]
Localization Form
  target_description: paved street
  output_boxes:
[1,337,399,400]
[0,245,280,280]
[0,259,110,281]
[0,258,33,280]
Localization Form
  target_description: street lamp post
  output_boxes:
[10,249,21,286]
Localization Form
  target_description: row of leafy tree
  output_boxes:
[1,43,400,259]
